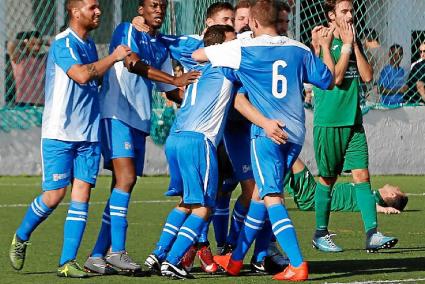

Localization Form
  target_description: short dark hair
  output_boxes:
[66,0,83,12]
[363,28,379,43]
[276,1,291,13]
[251,0,277,28]
[390,43,403,53]
[203,24,235,47]
[206,2,234,19]
[324,0,352,21]
[385,195,408,211]
[139,0,168,6]
[235,0,251,10]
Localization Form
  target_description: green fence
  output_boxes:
[0,0,423,138]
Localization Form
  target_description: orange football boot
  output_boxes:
[272,261,308,281]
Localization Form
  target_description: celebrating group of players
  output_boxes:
[9,0,408,281]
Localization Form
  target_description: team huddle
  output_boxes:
[9,0,408,281]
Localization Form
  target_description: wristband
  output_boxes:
[341,44,352,55]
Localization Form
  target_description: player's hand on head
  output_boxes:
[113,45,132,62]
[264,119,288,145]
[173,70,202,87]
[132,16,150,33]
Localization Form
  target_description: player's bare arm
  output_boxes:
[234,93,288,145]
[311,26,323,56]
[352,25,373,83]
[67,45,131,84]
[319,26,336,89]
[192,48,208,62]
[334,21,353,85]
[125,52,200,87]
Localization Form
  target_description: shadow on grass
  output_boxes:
[309,256,425,281]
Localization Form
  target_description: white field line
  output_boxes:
[0,190,424,209]
[0,199,177,208]
[326,278,425,284]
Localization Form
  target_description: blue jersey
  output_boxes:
[101,23,175,133]
[172,64,239,147]
[42,28,100,142]
[205,35,333,145]
[158,34,204,71]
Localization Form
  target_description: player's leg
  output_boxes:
[161,132,218,279]
[57,141,100,278]
[10,139,71,271]
[346,126,397,252]
[223,123,254,251]
[259,141,307,281]
[146,134,188,273]
[313,126,346,252]
[214,136,275,276]
[212,141,237,253]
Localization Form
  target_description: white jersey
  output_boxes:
[42,28,100,142]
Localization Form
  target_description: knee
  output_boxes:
[114,172,137,191]
[42,188,66,208]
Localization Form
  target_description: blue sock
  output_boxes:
[226,200,249,247]
[268,204,303,267]
[91,200,111,257]
[166,214,206,265]
[154,208,188,261]
[198,217,210,244]
[16,195,53,241]
[212,194,231,247]
[59,201,88,266]
[253,218,273,262]
[232,200,267,261]
[109,189,130,253]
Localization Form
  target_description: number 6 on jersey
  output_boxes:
[272,60,288,98]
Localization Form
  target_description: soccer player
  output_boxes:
[192,1,335,280]
[286,159,409,214]
[8,0,131,278]
[311,0,397,253]
[84,0,199,274]
[144,25,239,279]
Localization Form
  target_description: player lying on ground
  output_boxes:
[286,159,408,214]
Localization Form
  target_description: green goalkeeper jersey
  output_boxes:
[313,38,363,127]
[284,167,385,211]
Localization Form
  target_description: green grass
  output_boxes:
[0,175,424,283]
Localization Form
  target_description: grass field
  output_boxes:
[0,175,424,284]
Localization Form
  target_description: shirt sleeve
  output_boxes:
[53,38,82,73]
[155,53,176,92]
[111,23,141,54]
[204,39,242,69]
[303,51,333,90]
[161,35,203,70]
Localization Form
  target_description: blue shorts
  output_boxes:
[165,131,218,208]
[223,120,253,182]
[101,118,147,176]
[41,138,101,191]
[251,136,302,199]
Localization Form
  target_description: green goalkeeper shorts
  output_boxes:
[313,125,369,178]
